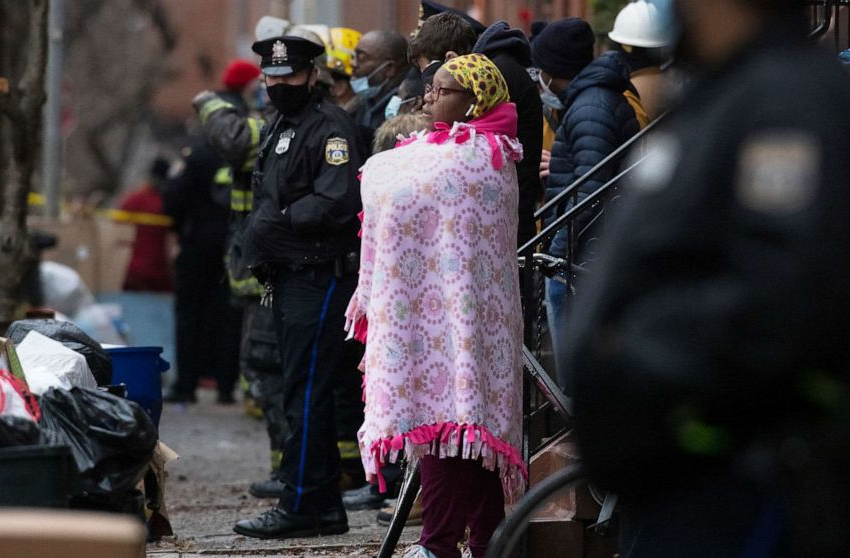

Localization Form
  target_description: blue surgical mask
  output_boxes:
[350,76,371,95]
[384,95,403,119]
[351,60,390,96]
[538,73,565,111]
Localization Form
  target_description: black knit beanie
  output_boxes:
[531,17,595,79]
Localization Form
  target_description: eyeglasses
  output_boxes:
[424,84,471,101]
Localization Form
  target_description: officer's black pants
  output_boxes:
[271,264,360,513]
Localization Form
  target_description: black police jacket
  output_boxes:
[244,96,364,268]
[566,18,850,499]
[162,136,230,261]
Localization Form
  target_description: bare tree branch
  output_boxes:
[0,0,50,320]
[136,0,178,51]
[65,0,109,48]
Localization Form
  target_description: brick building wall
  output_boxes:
[151,0,591,123]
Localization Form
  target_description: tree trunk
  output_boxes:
[0,0,49,323]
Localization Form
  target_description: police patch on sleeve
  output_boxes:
[631,133,681,194]
[325,137,349,166]
[735,131,820,215]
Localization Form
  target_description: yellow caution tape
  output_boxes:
[28,192,46,206]
[29,192,173,228]
[104,209,173,227]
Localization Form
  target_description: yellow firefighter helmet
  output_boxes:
[327,27,362,77]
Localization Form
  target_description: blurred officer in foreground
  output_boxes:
[567,1,850,556]
[232,35,365,539]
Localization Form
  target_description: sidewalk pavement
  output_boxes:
[147,389,420,557]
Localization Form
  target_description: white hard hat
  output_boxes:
[287,26,334,87]
[255,16,291,42]
[608,0,675,49]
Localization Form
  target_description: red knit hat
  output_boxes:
[222,59,261,90]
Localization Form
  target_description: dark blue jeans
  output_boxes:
[544,276,572,394]
[271,264,359,513]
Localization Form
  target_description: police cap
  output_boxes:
[251,35,326,77]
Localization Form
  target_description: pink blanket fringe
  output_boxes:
[368,421,527,502]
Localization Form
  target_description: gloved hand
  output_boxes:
[250,262,272,285]
[191,90,217,113]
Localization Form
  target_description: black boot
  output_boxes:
[249,470,285,499]
[342,483,385,510]
[233,506,348,539]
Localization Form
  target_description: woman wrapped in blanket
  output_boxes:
[345,53,525,558]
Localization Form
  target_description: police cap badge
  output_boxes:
[251,35,325,77]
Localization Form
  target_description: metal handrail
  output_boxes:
[809,0,835,38]
[532,115,664,224]
[518,153,649,257]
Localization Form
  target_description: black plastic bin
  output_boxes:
[0,445,77,508]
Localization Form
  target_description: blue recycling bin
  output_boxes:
[105,346,169,427]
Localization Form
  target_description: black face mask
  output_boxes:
[267,82,312,115]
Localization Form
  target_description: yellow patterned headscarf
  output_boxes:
[442,53,509,118]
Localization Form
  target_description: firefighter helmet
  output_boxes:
[327,27,362,77]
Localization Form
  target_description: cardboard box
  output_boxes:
[95,216,135,293]
[28,215,134,295]
[529,431,602,521]
[0,336,25,381]
[0,509,145,558]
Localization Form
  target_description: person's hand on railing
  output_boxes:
[539,149,551,179]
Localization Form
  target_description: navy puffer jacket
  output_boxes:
[546,51,639,259]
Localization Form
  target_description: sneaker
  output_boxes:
[402,545,437,558]
[376,493,422,526]
[249,470,285,499]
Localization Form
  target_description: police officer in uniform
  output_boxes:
[566,1,850,556]
[233,35,365,539]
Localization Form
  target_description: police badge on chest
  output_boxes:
[276,129,296,155]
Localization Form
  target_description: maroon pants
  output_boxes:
[419,455,505,558]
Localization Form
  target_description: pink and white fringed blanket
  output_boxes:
[345,103,527,501]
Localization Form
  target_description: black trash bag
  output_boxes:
[70,488,146,521]
[0,416,41,447]
[38,387,157,494]
[5,319,112,385]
